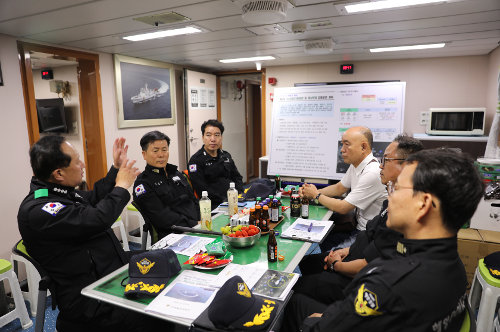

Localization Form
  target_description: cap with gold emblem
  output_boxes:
[208,276,277,331]
[124,249,181,298]
[484,251,500,279]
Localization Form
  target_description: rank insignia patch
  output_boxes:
[189,164,197,172]
[135,184,146,196]
[137,258,155,275]
[41,202,65,216]
[354,284,383,317]
[236,282,252,298]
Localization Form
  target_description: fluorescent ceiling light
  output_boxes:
[123,26,202,41]
[346,0,445,13]
[370,43,446,52]
[219,56,276,63]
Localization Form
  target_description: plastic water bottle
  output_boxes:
[227,182,239,217]
[200,191,212,231]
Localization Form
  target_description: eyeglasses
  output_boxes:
[387,181,436,207]
[381,157,405,167]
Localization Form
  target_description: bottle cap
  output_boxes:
[229,182,235,188]
[263,206,269,210]
[273,199,278,203]
[250,207,255,211]
[255,205,261,209]
[256,197,261,201]
[269,195,273,198]
[202,191,208,197]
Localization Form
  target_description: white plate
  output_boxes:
[193,255,233,270]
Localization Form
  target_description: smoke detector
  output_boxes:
[241,0,288,24]
[302,39,336,55]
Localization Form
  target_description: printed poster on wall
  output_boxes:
[190,86,216,110]
[199,88,208,108]
[267,82,406,180]
[190,86,199,109]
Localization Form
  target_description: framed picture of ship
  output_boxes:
[113,54,176,128]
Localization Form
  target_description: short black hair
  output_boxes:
[359,127,373,149]
[30,135,71,181]
[405,149,484,233]
[394,134,425,160]
[201,119,224,136]
[140,131,170,151]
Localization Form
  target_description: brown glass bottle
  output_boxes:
[267,230,277,262]
[249,207,256,226]
[271,199,279,222]
[275,174,281,194]
[301,196,309,219]
[260,206,270,232]
[254,205,262,229]
[290,190,301,218]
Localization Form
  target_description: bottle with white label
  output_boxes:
[227,182,239,217]
[200,191,212,231]
[271,199,279,222]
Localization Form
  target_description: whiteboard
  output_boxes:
[267,82,406,180]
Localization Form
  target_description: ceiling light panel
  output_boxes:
[119,25,209,42]
[369,43,446,52]
[244,24,289,35]
[335,0,452,15]
[219,56,276,63]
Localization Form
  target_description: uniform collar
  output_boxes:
[353,153,375,175]
[30,177,74,198]
[201,147,224,160]
[395,236,458,260]
[145,163,178,177]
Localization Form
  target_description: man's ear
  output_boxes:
[142,150,147,160]
[361,142,367,151]
[52,169,64,182]
[415,193,433,221]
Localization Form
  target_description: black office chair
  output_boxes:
[131,201,159,250]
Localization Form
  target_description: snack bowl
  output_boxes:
[222,227,261,248]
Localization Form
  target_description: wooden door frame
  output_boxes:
[17,41,108,187]
[244,79,261,183]
[214,68,267,158]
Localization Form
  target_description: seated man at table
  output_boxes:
[188,119,243,209]
[134,131,200,240]
[18,136,174,331]
[301,126,388,251]
[295,135,424,305]
[281,149,483,332]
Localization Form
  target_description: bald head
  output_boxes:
[340,126,373,167]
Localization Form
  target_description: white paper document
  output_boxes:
[149,234,214,256]
[211,263,267,289]
[145,270,218,320]
[280,218,332,242]
[251,270,299,301]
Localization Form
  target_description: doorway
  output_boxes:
[246,80,262,183]
[18,41,107,190]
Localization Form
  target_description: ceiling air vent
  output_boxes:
[241,0,287,24]
[133,12,190,26]
[303,39,335,55]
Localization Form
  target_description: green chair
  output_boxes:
[469,258,500,332]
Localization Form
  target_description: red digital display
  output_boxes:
[43,71,49,75]
[340,64,354,74]
[343,66,352,70]
[41,69,53,80]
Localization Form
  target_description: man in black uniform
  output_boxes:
[294,135,424,305]
[133,131,200,240]
[281,149,483,332]
[17,136,173,331]
[188,119,243,209]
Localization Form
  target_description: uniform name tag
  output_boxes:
[189,164,197,172]
[135,184,146,196]
[42,202,65,216]
[172,176,181,182]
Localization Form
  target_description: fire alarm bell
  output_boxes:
[268,77,277,85]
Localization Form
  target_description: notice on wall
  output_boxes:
[190,87,199,108]
[268,82,406,180]
[190,86,216,110]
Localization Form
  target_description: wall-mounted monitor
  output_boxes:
[36,98,68,133]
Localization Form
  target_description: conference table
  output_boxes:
[82,198,332,327]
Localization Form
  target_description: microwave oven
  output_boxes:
[426,108,485,136]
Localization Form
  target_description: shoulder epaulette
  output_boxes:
[34,189,48,199]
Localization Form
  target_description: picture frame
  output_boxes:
[113,54,176,128]
[0,63,4,86]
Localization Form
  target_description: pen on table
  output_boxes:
[308,222,313,232]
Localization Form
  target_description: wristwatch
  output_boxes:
[314,193,322,204]
[329,260,339,272]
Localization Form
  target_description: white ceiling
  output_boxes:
[1,0,499,71]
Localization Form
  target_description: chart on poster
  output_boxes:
[267,82,406,180]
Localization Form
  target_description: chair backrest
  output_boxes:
[12,239,58,310]
[182,170,200,198]
[460,294,476,332]
[131,201,159,245]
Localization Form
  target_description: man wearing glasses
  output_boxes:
[301,126,388,251]
[188,119,243,209]
[282,149,483,332]
[296,135,424,306]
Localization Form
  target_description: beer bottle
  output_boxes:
[267,230,277,262]
[276,192,283,218]
[256,197,262,205]
[275,174,281,194]
[301,195,309,219]
[260,206,270,232]
[254,204,262,228]
[249,207,256,226]
[268,195,274,208]
[271,199,279,222]
[291,189,301,218]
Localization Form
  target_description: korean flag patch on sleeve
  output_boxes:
[42,202,65,216]
[189,164,197,172]
[135,184,146,197]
